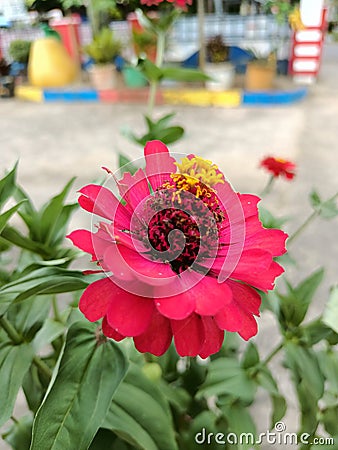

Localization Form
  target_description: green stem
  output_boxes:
[52,295,62,323]
[147,31,166,118]
[33,355,52,379]
[287,210,318,245]
[262,342,283,365]
[0,316,52,379]
[0,316,21,344]
[288,192,338,245]
[260,175,275,196]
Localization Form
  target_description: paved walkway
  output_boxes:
[1,43,338,449]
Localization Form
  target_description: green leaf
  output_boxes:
[285,343,324,400]
[138,58,163,83]
[197,358,256,404]
[22,365,46,413]
[322,405,338,436]
[310,190,338,219]
[2,413,33,450]
[303,319,333,345]
[38,178,76,246]
[0,267,90,316]
[285,343,323,434]
[103,363,178,450]
[13,185,37,230]
[309,190,322,208]
[241,342,259,369]
[33,318,65,352]
[89,429,130,450]
[158,380,190,414]
[323,286,338,334]
[6,295,51,340]
[0,342,34,426]
[0,163,18,209]
[220,403,257,450]
[1,225,51,258]
[256,366,287,426]
[161,67,210,82]
[258,205,288,229]
[317,351,338,395]
[30,321,128,450]
[278,269,324,327]
[0,201,26,234]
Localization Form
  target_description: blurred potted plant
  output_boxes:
[0,58,14,98]
[8,39,32,81]
[132,29,157,62]
[84,27,122,90]
[245,50,277,90]
[205,34,235,91]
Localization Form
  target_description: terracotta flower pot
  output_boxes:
[88,64,117,90]
[245,62,276,91]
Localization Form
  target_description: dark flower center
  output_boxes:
[138,174,224,274]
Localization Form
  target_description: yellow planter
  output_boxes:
[28,38,78,88]
[245,62,276,91]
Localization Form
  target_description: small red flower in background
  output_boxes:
[260,156,296,180]
[68,142,287,358]
[140,0,192,8]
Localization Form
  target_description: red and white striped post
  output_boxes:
[289,0,328,84]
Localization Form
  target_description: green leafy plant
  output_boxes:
[132,29,157,55]
[206,34,229,64]
[122,113,184,147]
[84,27,122,64]
[8,40,32,64]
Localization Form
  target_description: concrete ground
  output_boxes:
[1,43,338,449]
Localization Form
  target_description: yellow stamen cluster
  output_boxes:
[175,156,225,187]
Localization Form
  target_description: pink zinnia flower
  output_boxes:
[68,141,287,358]
[260,156,296,180]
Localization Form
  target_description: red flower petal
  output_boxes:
[199,317,224,358]
[79,277,116,322]
[67,230,94,256]
[102,316,125,341]
[116,244,175,285]
[227,280,261,315]
[104,244,135,281]
[144,140,176,190]
[78,184,131,228]
[171,314,205,356]
[117,168,150,211]
[134,311,172,356]
[238,312,258,340]
[215,301,244,332]
[245,229,287,256]
[106,289,155,337]
[194,276,233,316]
[155,291,196,320]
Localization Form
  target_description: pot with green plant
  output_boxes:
[8,39,32,81]
[245,50,277,90]
[84,27,122,90]
[204,34,235,91]
[132,29,157,62]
